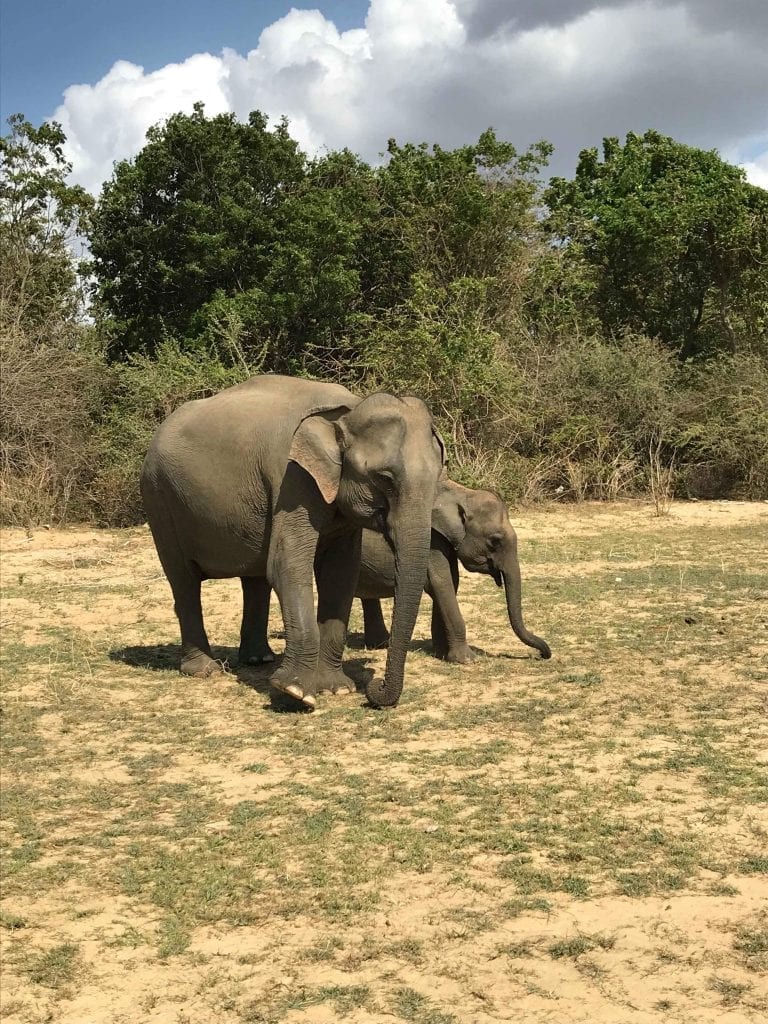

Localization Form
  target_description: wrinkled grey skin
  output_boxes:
[140,375,445,709]
[247,479,551,667]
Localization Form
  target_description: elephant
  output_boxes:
[140,374,445,709]
[245,478,551,668]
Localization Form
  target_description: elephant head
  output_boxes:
[432,480,551,659]
[290,392,446,706]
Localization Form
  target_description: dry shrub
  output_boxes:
[0,322,108,525]
[676,353,768,499]
[440,333,677,504]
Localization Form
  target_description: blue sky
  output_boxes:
[2,1,766,192]
[0,0,366,125]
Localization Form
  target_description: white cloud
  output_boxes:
[52,1,768,194]
[742,151,768,190]
[55,54,230,192]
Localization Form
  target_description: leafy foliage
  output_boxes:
[545,130,768,358]
[89,104,306,358]
[0,115,102,524]
[2,109,767,525]
[0,114,92,337]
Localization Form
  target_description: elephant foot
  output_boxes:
[316,667,355,696]
[439,644,476,665]
[270,666,317,709]
[180,651,225,678]
[238,642,276,666]
[364,630,390,651]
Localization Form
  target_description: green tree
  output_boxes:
[369,132,551,319]
[351,131,552,474]
[89,104,307,358]
[0,113,92,339]
[545,130,768,359]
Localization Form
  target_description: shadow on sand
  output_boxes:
[110,633,535,713]
[109,643,376,713]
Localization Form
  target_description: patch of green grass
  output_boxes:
[157,915,191,958]
[392,986,457,1023]
[501,896,553,917]
[549,933,615,959]
[710,882,739,896]
[0,910,27,930]
[709,975,751,1006]
[559,672,602,687]
[615,870,686,897]
[23,942,81,989]
[443,907,494,937]
[242,984,372,1022]
[498,861,556,894]
[381,937,426,965]
[293,985,372,1015]
[740,855,768,873]
[561,875,590,897]
[733,919,768,972]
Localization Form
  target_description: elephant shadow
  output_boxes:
[109,643,376,711]
[110,635,531,714]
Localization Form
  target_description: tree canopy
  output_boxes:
[2,109,767,525]
[88,105,552,373]
[545,130,768,359]
[0,114,92,339]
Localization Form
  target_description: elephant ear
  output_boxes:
[289,410,347,505]
[432,426,448,470]
[431,482,467,547]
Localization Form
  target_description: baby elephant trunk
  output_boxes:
[501,552,552,659]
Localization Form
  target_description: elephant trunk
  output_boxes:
[501,551,552,660]
[366,497,433,708]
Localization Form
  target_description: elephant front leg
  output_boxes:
[428,545,474,664]
[362,599,390,649]
[270,576,320,709]
[315,531,362,696]
[239,577,276,665]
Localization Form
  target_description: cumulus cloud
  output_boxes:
[742,151,768,190]
[56,54,230,192]
[52,0,768,194]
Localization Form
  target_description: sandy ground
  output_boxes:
[1,500,767,1023]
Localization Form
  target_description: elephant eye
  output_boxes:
[374,469,396,489]
[487,534,503,551]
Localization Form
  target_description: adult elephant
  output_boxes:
[140,375,445,709]
[247,479,551,668]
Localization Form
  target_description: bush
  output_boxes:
[510,333,681,501]
[676,353,768,498]
[0,323,109,525]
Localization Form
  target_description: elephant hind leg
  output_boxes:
[170,566,221,677]
[149,520,220,677]
[314,531,362,696]
[362,599,390,650]
[239,577,276,665]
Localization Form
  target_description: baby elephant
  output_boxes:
[242,479,551,671]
